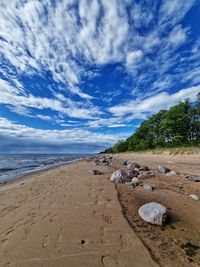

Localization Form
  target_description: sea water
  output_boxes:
[0,154,86,183]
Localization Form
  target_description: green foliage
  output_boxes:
[105,94,200,153]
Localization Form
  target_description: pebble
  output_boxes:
[166,171,177,176]
[125,181,139,187]
[157,165,170,173]
[143,184,154,191]
[189,194,199,201]
[122,160,129,166]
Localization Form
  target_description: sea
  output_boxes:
[0,154,88,183]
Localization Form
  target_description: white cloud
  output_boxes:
[109,85,200,117]
[0,0,131,99]
[36,115,52,121]
[168,25,187,46]
[126,50,143,71]
[0,78,100,119]
[0,117,120,145]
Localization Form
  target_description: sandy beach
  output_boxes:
[0,159,157,267]
[0,151,200,267]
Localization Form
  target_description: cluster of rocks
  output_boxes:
[91,156,199,226]
[109,159,199,226]
[110,161,155,188]
[94,155,113,166]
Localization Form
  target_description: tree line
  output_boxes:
[104,93,200,153]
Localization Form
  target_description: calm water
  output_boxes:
[0,154,87,183]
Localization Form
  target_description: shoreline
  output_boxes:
[0,152,199,266]
[0,157,157,267]
[0,157,85,187]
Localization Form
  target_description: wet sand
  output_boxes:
[0,160,157,267]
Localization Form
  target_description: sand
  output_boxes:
[113,152,200,267]
[0,160,157,267]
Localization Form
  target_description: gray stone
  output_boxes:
[189,194,199,201]
[166,170,177,176]
[123,160,129,166]
[125,181,139,187]
[182,174,200,182]
[138,202,167,226]
[157,165,170,173]
[143,184,154,191]
[110,169,129,183]
[127,162,140,170]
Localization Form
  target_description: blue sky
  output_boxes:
[0,0,200,153]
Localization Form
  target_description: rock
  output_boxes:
[110,169,129,183]
[166,170,177,176]
[99,157,107,163]
[125,181,139,187]
[127,162,140,170]
[143,184,154,191]
[91,170,102,175]
[128,169,139,178]
[157,165,170,173]
[138,173,150,179]
[182,174,200,182]
[189,194,199,201]
[138,202,168,226]
[131,177,139,184]
[123,160,129,166]
[139,166,149,171]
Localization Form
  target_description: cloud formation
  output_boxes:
[0,0,200,152]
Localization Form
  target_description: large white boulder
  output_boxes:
[138,202,167,226]
[110,169,128,183]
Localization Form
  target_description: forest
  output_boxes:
[105,93,200,153]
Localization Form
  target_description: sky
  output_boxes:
[0,0,200,154]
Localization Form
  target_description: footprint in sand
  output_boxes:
[101,255,118,267]
[99,226,106,243]
[120,234,128,249]
[50,215,57,222]
[42,235,49,248]
[103,215,112,224]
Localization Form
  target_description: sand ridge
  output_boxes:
[0,160,157,267]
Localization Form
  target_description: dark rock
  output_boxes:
[122,160,129,166]
[127,162,140,170]
[128,169,139,178]
[139,166,149,171]
[92,170,102,175]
